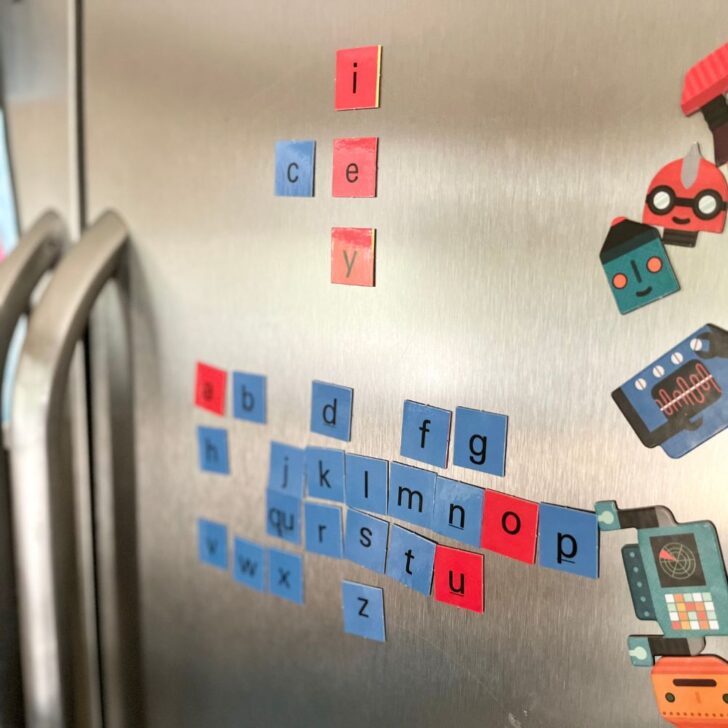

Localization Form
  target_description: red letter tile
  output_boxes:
[195,362,227,415]
[331,227,375,287]
[433,545,484,613]
[332,137,378,198]
[335,46,382,111]
[481,490,539,564]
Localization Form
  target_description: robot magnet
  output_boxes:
[600,218,679,314]
[651,655,728,727]
[612,324,728,458]
[596,501,728,667]
[681,41,728,167]
[643,144,728,247]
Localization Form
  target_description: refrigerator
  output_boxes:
[1,1,728,727]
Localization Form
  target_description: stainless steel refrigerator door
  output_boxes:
[83,2,728,726]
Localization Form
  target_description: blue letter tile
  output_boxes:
[266,490,301,545]
[400,400,452,468]
[310,381,353,442]
[233,538,265,592]
[305,502,343,558]
[268,549,304,604]
[232,372,266,424]
[305,447,345,502]
[342,581,385,642]
[432,476,484,548]
[538,504,599,579]
[345,454,388,515]
[345,509,389,573]
[198,518,228,570]
[267,442,305,498]
[453,406,508,477]
[385,524,436,595]
[387,462,436,529]
[197,426,229,475]
[275,140,315,197]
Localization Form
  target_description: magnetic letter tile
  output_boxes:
[232,372,266,424]
[400,400,452,468]
[433,544,484,613]
[385,524,436,596]
[310,381,353,441]
[332,137,378,198]
[198,518,228,570]
[331,227,376,287]
[233,538,265,592]
[275,140,315,197]
[268,441,305,498]
[481,490,539,564]
[433,476,484,548]
[197,426,230,475]
[266,490,301,545]
[538,504,599,579]
[388,461,436,529]
[453,406,508,476]
[195,362,227,415]
[268,549,304,604]
[345,509,389,573]
[345,453,388,515]
[341,581,385,642]
[335,46,382,111]
[305,447,345,502]
[305,502,343,558]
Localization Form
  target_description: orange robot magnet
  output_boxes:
[652,655,728,727]
[643,144,728,248]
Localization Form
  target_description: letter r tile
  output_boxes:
[433,544,484,613]
[332,138,378,198]
[331,227,376,287]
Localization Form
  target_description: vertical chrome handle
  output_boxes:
[10,211,127,728]
[0,210,66,728]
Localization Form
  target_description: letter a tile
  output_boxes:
[331,227,375,287]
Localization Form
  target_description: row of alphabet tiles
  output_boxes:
[275,139,379,198]
[264,443,599,580]
[195,363,507,474]
[197,519,385,642]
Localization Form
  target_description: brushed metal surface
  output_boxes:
[82,2,728,726]
[9,212,127,728]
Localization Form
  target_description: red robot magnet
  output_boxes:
[651,655,728,727]
[643,144,728,247]
[681,42,728,167]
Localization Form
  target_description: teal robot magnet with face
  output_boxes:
[600,218,680,314]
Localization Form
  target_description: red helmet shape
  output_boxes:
[643,144,728,247]
[681,41,728,166]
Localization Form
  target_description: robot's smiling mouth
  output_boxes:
[636,286,653,297]
[672,216,691,225]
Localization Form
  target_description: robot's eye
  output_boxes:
[694,190,724,220]
[723,693,728,704]
[646,256,663,273]
[612,273,628,289]
[647,186,675,214]
[665,693,676,703]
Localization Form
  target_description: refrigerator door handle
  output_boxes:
[0,210,67,728]
[10,210,128,728]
